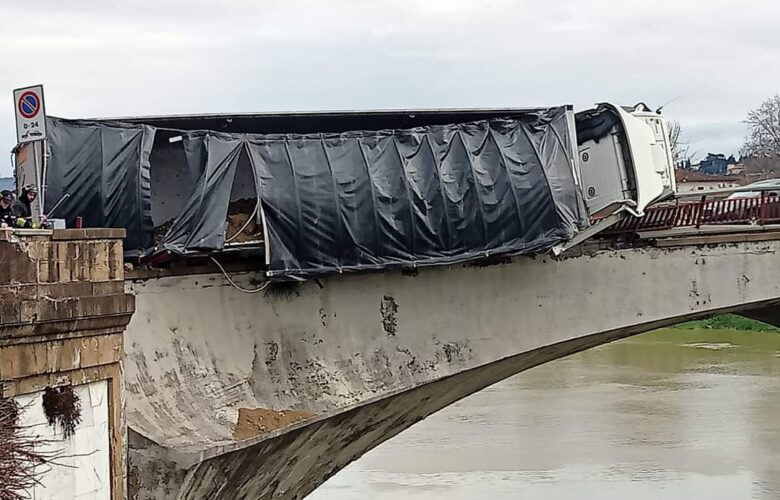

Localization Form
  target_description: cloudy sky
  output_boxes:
[2,0,779,176]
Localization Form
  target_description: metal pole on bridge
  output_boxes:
[760,191,767,226]
[695,195,707,229]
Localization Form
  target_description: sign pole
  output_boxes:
[41,139,48,215]
[31,141,43,226]
[12,84,47,227]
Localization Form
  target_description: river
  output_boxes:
[310,328,780,499]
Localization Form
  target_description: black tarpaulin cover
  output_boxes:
[44,117,155,255]
[159,133,244,252]
[159,106,587,280]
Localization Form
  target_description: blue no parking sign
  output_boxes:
[13,84,47,144]
[18,91,40,118]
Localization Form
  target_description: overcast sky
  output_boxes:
[2,0,779,176]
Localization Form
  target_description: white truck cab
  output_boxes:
[575,103,676,220]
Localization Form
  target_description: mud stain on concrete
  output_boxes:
[233,407,314,441]
[380,296,398,336]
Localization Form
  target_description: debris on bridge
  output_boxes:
[226,198,263,244]
[233,407,313,440]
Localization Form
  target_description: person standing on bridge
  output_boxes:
[0,191,15,228]
[13,184,43,229]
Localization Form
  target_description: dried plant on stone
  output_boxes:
[42,386,82,439]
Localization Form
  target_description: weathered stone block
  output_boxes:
[0,284,38,302]
[0,333,123,379]
[18,300,40,324]
[55,259,72,283]
[90,241,111,282]
[23,239,49,260]
[0,302,20,324]
[52,228,126,241]
[92,281,124,296]
[47,242,70,282]
[37,258,52,283]
[35,299,65,322]
[8,246,37,284]
[52,228,87,241]
[65,241,84,281]
[42,282,93,299]
[108,240,124,281]
[0,257,10,284]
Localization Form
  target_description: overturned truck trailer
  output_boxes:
[38,103,675,280]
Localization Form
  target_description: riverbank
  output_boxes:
[671,314,779,332]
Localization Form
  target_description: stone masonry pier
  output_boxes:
[0,229,134,500]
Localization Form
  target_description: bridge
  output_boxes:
[7,108,779,499]
[123,229,780,499]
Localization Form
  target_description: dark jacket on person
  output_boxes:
[14,189,32,217]
[12,188,34,227]
[0,190,14,227]
[0,205,14,227]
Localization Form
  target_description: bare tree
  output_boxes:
[742,94,780,158]
[1,392,81,500]
[1,397,48,500]
[668,120,691,165]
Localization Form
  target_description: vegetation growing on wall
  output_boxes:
[42,386,82,439]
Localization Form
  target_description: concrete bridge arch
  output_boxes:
[124,239,780,499]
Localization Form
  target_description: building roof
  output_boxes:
[675,170,744,184]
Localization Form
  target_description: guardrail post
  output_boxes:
[695,195,707,229]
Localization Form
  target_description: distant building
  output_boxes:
[698,153,737,175]
[727,162,745,175]
[675,169,743,194]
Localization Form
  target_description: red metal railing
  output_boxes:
[606,192,780,235]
